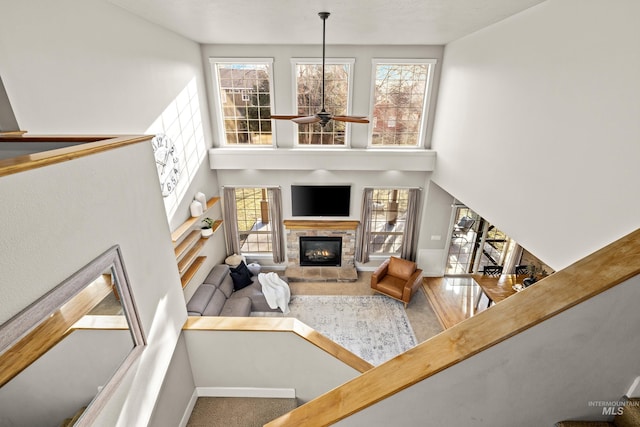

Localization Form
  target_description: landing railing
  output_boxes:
[183,316,373,374]
[265,228,640,426]
[0,132,151,177]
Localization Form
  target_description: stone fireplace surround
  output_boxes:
[283,220,359,282]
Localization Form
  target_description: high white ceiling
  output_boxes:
[108,0,546,45]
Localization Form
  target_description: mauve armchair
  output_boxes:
[371,256,423,307]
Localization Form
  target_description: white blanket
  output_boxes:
[258,272,291,314]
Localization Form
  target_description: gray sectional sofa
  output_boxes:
[186,264,282,317]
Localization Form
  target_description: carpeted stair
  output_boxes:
[187,397,299,427]
[556,398,640,427]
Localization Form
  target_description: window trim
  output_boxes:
[209,58,276,147]
[290,57,356,147]
[367,58,437,148]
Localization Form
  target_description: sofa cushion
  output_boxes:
[230,261,252,290]
[202,264,230,288]
[186,284,217,315]
[231,277,281,312]
[388,257,416,281]
[201,289,226,316]
[220,297,252,317]
[218,273,235,298]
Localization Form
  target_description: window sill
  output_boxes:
[208,147,436,171]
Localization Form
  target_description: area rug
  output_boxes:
[252,295,417,365]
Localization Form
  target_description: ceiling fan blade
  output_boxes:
[332,116,370,124]
[270,114,306,120]
[333,115,368,119]
[292,115,322,124]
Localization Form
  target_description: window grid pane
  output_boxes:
[216,63,273,145]
[372,63,429,147]
[368,189,409,255]
[235,188,273,253]
[296,63,350,145]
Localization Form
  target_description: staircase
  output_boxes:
[557,398,640,427]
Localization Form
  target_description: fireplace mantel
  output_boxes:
[283,220,359,230]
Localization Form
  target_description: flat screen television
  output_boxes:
[291,185,351,217]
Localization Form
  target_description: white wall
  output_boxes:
[0,0,221,230]
[416,181,455,276]
[148,335,196,427]
[0,142,187,426]
[430,0,640,270]
[338,274,640,426]
[201,44,444,149]
[0,0,202,135]
[184,330,362,404]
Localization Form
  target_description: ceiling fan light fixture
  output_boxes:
[270,12,370,128]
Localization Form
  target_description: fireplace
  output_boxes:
[299,236,342,267]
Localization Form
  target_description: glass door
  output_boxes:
[446,205,514,275]
[446,206,480,274]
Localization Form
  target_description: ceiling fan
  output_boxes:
[270,12,370,127]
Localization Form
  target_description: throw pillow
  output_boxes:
[229,261,252,290]
[388,257,415,280]
[225,253,245,268]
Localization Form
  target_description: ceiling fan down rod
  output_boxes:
[319,12,329,113]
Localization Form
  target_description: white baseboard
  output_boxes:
[196,387,296,398]
[179,389,199,427]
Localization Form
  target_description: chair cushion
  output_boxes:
[388,257,416,280]
[186,284,217,315]
[375,276,406,299]
[230,261,252,290]
[220,297,252,317]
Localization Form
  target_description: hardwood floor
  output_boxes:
[422,276,489,329]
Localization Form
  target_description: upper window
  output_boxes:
[370,59,436,147]
[210,59,274,146]
[293,58,354,146]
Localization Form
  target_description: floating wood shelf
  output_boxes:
[171,197,220,243]
[181,256,206,288]
[174,230,201,260]
[170,196,223,290]
[178,239,206,275]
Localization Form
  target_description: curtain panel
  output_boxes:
[267,187,285,263]
[222,187,241,256]
[400,188,421,261]
[355,188,374,263]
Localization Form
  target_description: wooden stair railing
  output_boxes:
[0,134,152,177]
[265,228,640,427]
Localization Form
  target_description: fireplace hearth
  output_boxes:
[300,236,342,267]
